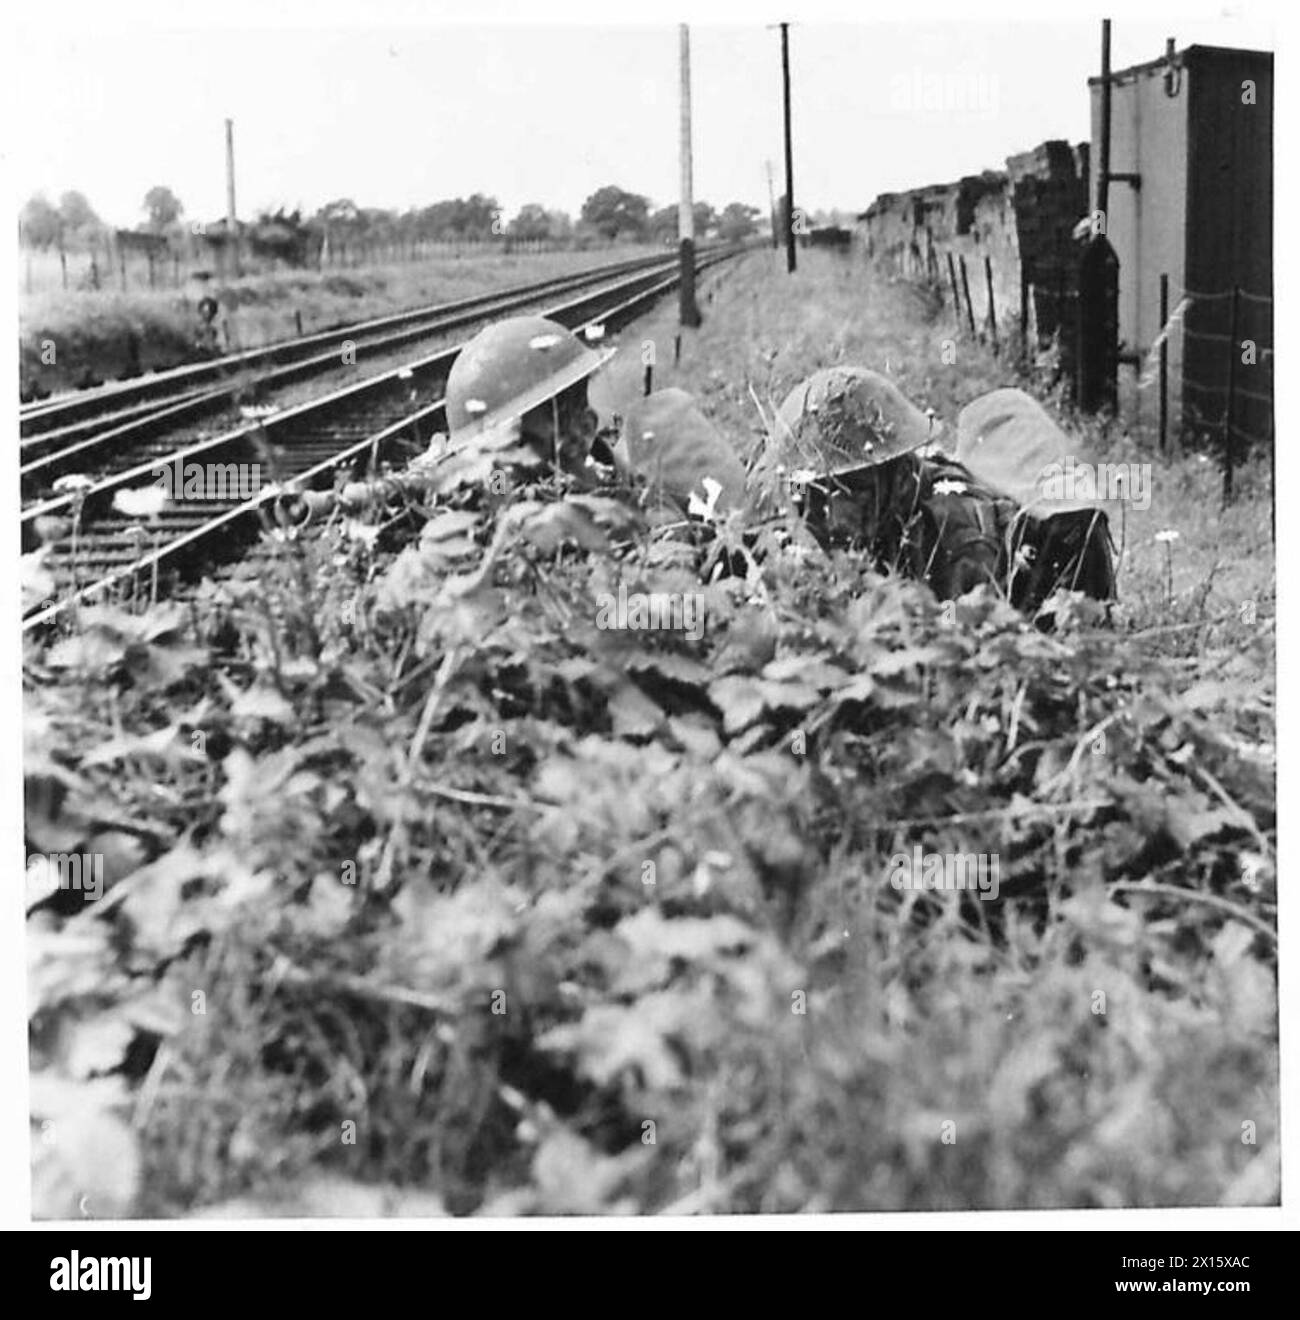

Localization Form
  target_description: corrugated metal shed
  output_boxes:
[1088,44,1272,445]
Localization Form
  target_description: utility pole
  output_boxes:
[225,117,240,277]
[678,24,701,327]
[780,22,796,273]
[1097,19,1111,219]
[765,160,778,250]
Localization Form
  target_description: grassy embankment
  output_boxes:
[26,249,1276,1218]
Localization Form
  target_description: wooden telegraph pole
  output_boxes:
[780,22,796,273]
[1097,21,1111,221]
[225,117,240,278]
[765,160,778,250]
[678,25,701,327]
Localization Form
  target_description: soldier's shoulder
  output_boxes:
[619,388,747,515]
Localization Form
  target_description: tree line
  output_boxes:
[19,184,764,265]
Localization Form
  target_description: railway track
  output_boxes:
[20,249,708,496]
[23,246,742,631]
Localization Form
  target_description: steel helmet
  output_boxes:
[444,315,615,440]
[765,366,941,486]
[617,388,747,517]
[956,388,1104,514]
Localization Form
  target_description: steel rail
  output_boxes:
[23,248,740,630]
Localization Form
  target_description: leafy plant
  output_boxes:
[24,254,1277,1217]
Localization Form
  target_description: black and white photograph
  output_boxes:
[4,0,1292,1250]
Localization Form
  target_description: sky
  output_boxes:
[7,1,1277,230]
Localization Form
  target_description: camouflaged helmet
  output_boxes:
[444,315,614,441]
[956,388,1103,515]
[617,388,747,518]
[767,366,941,485]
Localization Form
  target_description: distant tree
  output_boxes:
[414,200,456,241]
[362,207,398,243]
[509,203,552,242]
[648,200,716,245]
[459,193,502,240]
[20,194,61,249]
[546,209,573,241]
[317,198,364,230]
[316,198,365,260]
[58,190,100,237]
[142,185,183,232]
[411,195,501,242]
[649,204,678,245]
[580,185,650,241]
[248,208,318,267]
[718,201,761,243]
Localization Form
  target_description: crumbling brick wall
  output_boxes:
[858,141,1089,370]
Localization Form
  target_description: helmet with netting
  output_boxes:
[766,366,940,484]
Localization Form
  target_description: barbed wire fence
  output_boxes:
[877,239,1274,518]
[18,230,605,297]
[1135,281,1274,506]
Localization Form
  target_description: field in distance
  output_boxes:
[19,242,665,399]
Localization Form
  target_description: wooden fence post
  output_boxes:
[946,252,962,332]
[1269,409,1275,544]
[1158,273,1169,453]
[1223,284,1240,504]
[1055,235,1065,342]
[1020,264,1030,365]
[959,255,977,339]
[984,255,998,353]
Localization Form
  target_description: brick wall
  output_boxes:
[858,140,1089,365]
